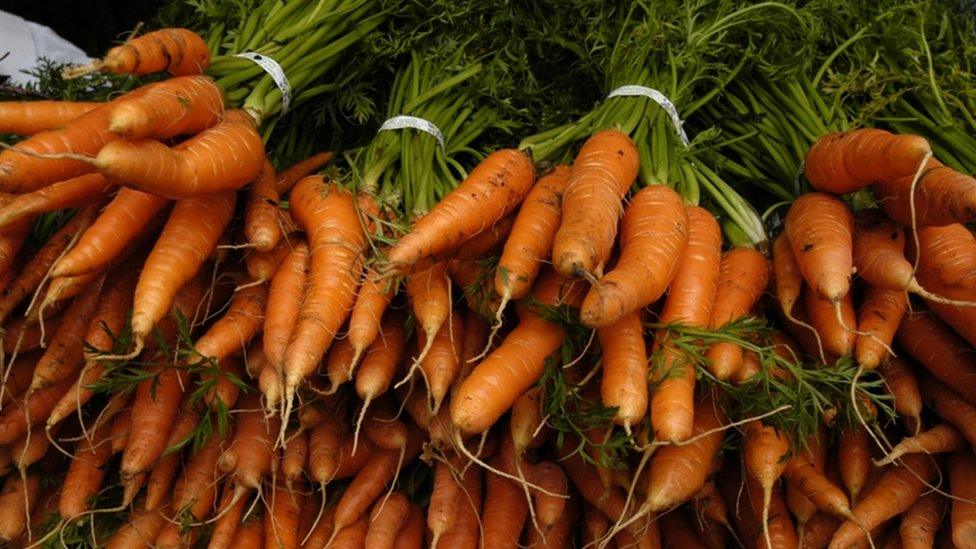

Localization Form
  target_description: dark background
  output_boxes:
[1,0,160,55]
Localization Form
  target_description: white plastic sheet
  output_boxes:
[0,10,92,85]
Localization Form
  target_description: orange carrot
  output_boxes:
[383,148,535,275]
[437,463,483,547]
[878,357,922,432]
[244,232,297,285]
[393,502,425,549]
[528,460,569,533]
[282,428,308,491]
[109,409,133,454]
[743,472,798,549]
[354,312,408,430]
[854,285,906,369]
[405,261,451,369]
[346,276,397,376]
[68,28,210,78]
[580,185,688,327]
[264,480,303,549]
[244,160,281,252]
[899,492,945,549]
[0,219,32,279]
[128,191,236,351]
[105,503,171,549]
[0,173,112,229]
[120,362,187,479]
[829,454,938,548]
[482,465,530,549]
[524,496,578,548]
[231,514,265,548]
[0,380,72,444]
[59,422,114,519]
[783,454,853,520]
[93,110,263,198]
[219,393,279,496]
[495,165,572,303]
[0,472,40,541]
[0,100,100,135]
[307,410,344,487]
[852,209,915,292]
[705,247,770,379]
[920,375,976,447]
[193,279,267,365]
[897,311,976,404]
[364,491,411,549]
[282,177,368,416]
[874,159,976,227]
[803,129,931,194]
[418,309,463,413]
[838,426,870,504]
[875,424,966,467]
[168,428,223,536]
[647,393,727,511]
[0,352,38,407]
[552,130,638,278]
[744,421,791,548]
[804,287,856,357]
[916,223,976,288]
[29,275,104,391]
[107,75,223,139]
[785,192,854,304]
[144,407,200,510]
[52,188,170,278]
[275,151,334,194]
[598,311,648,430]
[661,508,709,549]
[428,458,462,548]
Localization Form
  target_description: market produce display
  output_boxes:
[1,0,976,547]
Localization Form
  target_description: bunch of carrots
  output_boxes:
[1,1,976,546]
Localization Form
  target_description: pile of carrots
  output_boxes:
[2,17,976,549]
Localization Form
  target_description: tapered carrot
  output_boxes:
[804,287,856,357]
[0,219,31,278]
[428,211,515,268]
[194,279,267,364]
[353,312,407,440]
[785,192,854,305]
[119,362,187,479]
[878,357,922,432]
[0,472,40,541]
[552,130,638,278]
[243,160,280,252]
[59,422,113,519]
[263,480,303,549]
[783,454,853,519]
[108,75,223,139]
[65,28,209,78]
[744,421,791,548]
[127,191,236,353]
[495,165,572,305]
[52,188,170,278]
[874,159,976,227]
[437,462,483,547]
[282,177,368,420]
[346,276,396,376]
[852,209,916,293]
[0,352,38,407]
[275,151,334,194]
[661,508,709,549]
[0,100,100,135]
[528,460,568,534]
[0,379,72,444]
[838,426,870,504]
[482,465,530,549]
[525,496,578,548]
[804,129,931,194]
[743,471,798,549]
[0,173,113,229]
[447,257,500,319]
[580,185,688,327]
[364,491,411,549]
[383,148,535,275]
[29,275,104,391]
[875,424,966,467]
[920,375,976,447]
[144,407,200,510]
[307,409,344,488]
[647,393,726,511]
[705,247,770,379]
[218,393,279,500]
[598,311,648,430]
[428,458,462,548]
[900,492,944,549]
[109,409,133,454]
[419,309,463,413]
[231,514,265,548]
[829,454,938,548]
[93,110,264,198]
[37,269,106,314]
[405,261,451,373]
[854,285,906,369]
[897,311,976,404]
[914,222,976,294]
[393,502,424,549]
[105,503,171,549]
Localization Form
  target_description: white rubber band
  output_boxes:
[378,115,446,151]
[235,52,292,114]
[607,85,690,146]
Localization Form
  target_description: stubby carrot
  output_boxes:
[785,192,854,305]
[244,160,281,252]
[874,159,976,227]
[598,311,648,430]
[65,28,210,78]
[705,247,769,379]
[107,75,223,139]
[803,128,931,194]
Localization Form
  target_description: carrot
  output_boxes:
[264,480,303,549]
[852,209,917,292]
[128,191,236,352]
[804,287,856,357]
[382,148,535,275]
[393,502,425,549]
[783,454,853,519]
[282,178,369,417]
[193,279,267,365]
[552,130,639,278]
[433,211,515,266]
[93,110,263,198]
[785,192,854,305]
[897,311,976,404]
[219,393,279,496]
[332,436,377,481]
[494,165,572,304]
[231,514,266,548]
[51,188,170,278]
[874,159,976,227]
[0,100,100,135]
[119,362,187,480]
[878,357,922,432]
[428,458,462,548]
[647,393,727,511]
[915,222,976,290]
[282,428,308,491]
[875,424,966,467]
[145,407,200,510]
[419,310,463,413]
[524,496,578,548]
[0,472,40,541]
[171,425,224,517]
[244,160,281,252]
[405,261,451,371]
[854,285,906,369]
[244,233,297,286]
[275,151,334,194]
[803,128,931,194]
[705,247,770,379]
[528,460,569,533]
[580,185,688,327]
[330,514,369,549]
[363,399,409,452]
[743,471,800,549]
[800,512,841,549]
[66,28,210,78]
[436,463,483,547]
[598,311,648,430]
[0,219,32,279]
[346,276,396,376]
[105,503,171,549]
[0,380,72,444]
[0,173,113,229]
[29,275,104,391]
[0,352,38,407]
[482,465,530,549]
[37,269,106,314]
[661,507,709,548]
[838,426,870,505]
[829,454,938,548]
[59,422,114,519]
[900,492,945,549]
[584,507,612,547]
[364,491,411,549]
[307,410,344,488]
[353,312,408,439]
[109,409,133,454]
[744,421,791,548]
[448,257,500,319]
[107,75,223,139]
[920,375,976,447]
[208,483,251,549]
[0,205,97,321]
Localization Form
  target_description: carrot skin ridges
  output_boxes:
[598,311,648,429]
[0,173,113,230]
[705,247,770,379]
[0,100,100,135]
[920,375,976,447]
[804,128,931,194]
[804,287,856,357]
[877,423,966,466]
[897,311,976,404]
[900,492,944,549]
[916,223,976,290]
[384,148,535,274]
[851,208,913,291]
[552,129,639,277]
[875,159,976,227]
[580,184,688,327]
[854,285,907,369]
[785,192,854,302]
[244,160,281,252]
[107,75,224,139]
[94,28,210,77]
[495,164,571,301]
[878,357,922,429]
[275,151,334,194]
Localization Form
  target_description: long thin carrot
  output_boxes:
[404,261,451,375]
[436,462,483,547]
[419,309,463,414]
[482,463,530,549]
[145,406,200,510]
[743,471,798,549]
[552,130,639,278]
[878,357,922,433]
[119,361,187,479]
[353,312,407,442]
[598,311,648,431]
[65,28,210,78]
[744,421,791,549]
[874,424,966,467]
[854,285,906,369]
[364,491,411,549]
[803,129,931,194]
[0,380,72,444]
[346,276,397,376]
[59,422,113,519]
[382,148,535,275]
[838,426,870,505]
[108,75,223,139]
[393,502,425,549]
[93,110,264,198]
[0,100,100,135]
[244,160,281,252]
[218,393,278,499]
[897,311,976,404]
[275,151,334,194]
[785,192,854,304]
[29,275,104,391]
[899,492,944,549]
[705,247,770,379]
[783,454,853,520]
[0,472,40,541]
[170,425,224,520]
[264,480,303,549]
[580,184,688,327]
[193,279,267,365]
[0,173,113,229]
